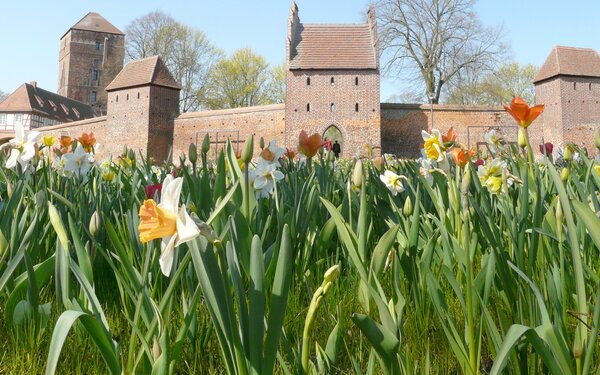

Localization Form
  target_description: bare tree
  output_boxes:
[377,0,507,103]
[0,90,7,103]
[125,11,222,112]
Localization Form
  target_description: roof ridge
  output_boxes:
[301,23,369,27]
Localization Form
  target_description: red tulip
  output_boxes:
[145,183,162,199]
[539,142,554,155]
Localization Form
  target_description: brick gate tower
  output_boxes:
[58,12,125,116]
[284,2,381,157]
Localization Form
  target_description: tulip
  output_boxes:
[78,132,96,153]
[59,135,73,149]
[373,156,383,171]
[442,127,458,144]
[539,142,553,155]
[474,159,484,167]
[42,135,56,147]
[403,196,413,217]
[89,211,101,238]
[518,128,528,149]
[138,175,200,276]
[298,130,324,158]
[502,97,544,128]
[146,183,163,199]
[241,135,254,164]
[201,133,211,154]
[561,167,570,182]
[188,143,198,165]
[353,160,363,188]
[563,144,575,161]
[449,147,471,168]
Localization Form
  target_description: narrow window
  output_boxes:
[15,114,23,125]
[116,95,118,103]
[330,103,335,112]
[306,103,310,112]
[355,77,359,85]
[91,91,97,103]
[589,83,592,91]
[355,103,359,112]
[307,77,310,85]
[95,41,101,51]
[92,69,99,81]
[126,94,129,101]
[137,92,140,99]
[331,77,335,85]
[574,82,577,90]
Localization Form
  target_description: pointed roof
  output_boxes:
[0,83,95,123]
[62,12,124,39]
[105,56,181,92]
[534,46,600,83]
[289,23,377,70]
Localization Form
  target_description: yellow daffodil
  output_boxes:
[421,129,445,162]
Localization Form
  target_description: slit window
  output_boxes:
[307,77,311,85]
[126,94,129,100]
[116,95,118,103]
[355,103,359,112]
[137,92,140,99]
[355,77,359,85]
[306,103,310,112]
[574,82,577,90]
[330,103,335,112]
[589,83,592,90]
[330,77,335,85]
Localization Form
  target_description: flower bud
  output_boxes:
[561,167,570,182]
[201,133,211,154]
[518,128,527,149]
[259,136,265,150]
[241,135,254,164]
[564,145,574,161]
[373,156,383,172]
[188,143,198,165]
[403,196,413,217]
[323,264,341,284]
[352,159,363,188]
[89,211,101,238]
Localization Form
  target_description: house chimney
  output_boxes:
[30,81,37,88]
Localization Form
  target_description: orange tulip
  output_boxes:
[78,132,97,152]
[502,97,544,128]
[449,146,475,168]
[285,148,297,160]
[298,130,324,158]
[442,127,458,144]
[60,135,73,149]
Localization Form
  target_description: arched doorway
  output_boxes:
[323,125,343,154]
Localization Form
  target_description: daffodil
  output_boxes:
[249,159,284,198]
[260,140,285,165]
[477,158,512,194]
[138,175,200,276]
[420,158,434,186]
[63,145,93,177]
[593,164,600,177]
[421,129,445,162]
[5,123,40,169]
[484,130,504,154]
[379,170,407,196]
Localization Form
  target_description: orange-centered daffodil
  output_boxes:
[502,97,544,128]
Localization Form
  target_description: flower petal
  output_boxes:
[175,207,200,246]
[159,235,177,276]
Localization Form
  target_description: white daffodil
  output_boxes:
[477,158,513,194]
[421,129,446,162]
[249,158,284,199]
[379,170,407,196]
[5,123,40,169]
[259,140,286,165]
[420,158,434,186]
[484,130,504,154]
[62,145,94,177]
[138,175,200,276]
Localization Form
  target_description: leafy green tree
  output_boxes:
[206,48,281,109]
[267,63,286,104]
[446,62,537,105]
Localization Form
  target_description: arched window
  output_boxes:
[307,77,311,85]
[355,103,359,112]
[330,103,335,112]
[306,103,310,112]
[330,77,335,85]
[355,77,359,85]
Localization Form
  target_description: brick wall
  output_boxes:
[173,104,286,160]
[381,103,520,157]
[285,70,380,157]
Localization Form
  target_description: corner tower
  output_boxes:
[58,12,125,116]
[534,46,600,151]
[105,56,180,162]
[285,2,381,157]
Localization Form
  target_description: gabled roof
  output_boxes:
[62,12,124,39]
[0,83,95,123]
[289,24,377,70]
[534,46,600,83]
[105,56,181,91]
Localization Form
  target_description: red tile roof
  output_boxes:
[534,46,600,83]
[289,24,377,70]
[62,12,123,39]
[105,56,181,91]
[0,83,95,123]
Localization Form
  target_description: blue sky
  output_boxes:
[1,0,598,101]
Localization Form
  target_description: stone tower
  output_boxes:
[58,12,125,116]
[534,46,600,151]
[284,1,381,157]
[105,56,180,162]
